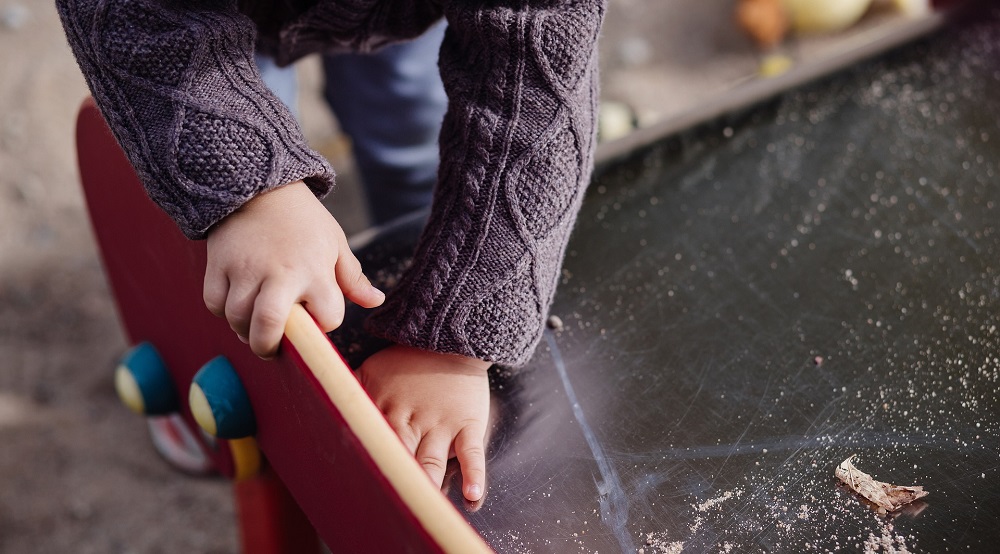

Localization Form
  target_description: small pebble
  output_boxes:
[546,315,564,332]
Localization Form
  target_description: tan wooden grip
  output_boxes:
[283,304,493,553]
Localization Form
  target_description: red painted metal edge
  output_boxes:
[74,98,473,552]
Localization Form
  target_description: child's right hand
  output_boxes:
[203,181,385,358]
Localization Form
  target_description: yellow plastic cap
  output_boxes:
[188,383,217,437]
[114,365,146,415]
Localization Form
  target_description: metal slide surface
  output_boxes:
[341,7,1000,552]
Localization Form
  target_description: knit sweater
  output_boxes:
[57,0,606,366]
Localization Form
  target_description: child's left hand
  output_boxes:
[356,345,491,502]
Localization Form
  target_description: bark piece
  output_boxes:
[835,455,928,513]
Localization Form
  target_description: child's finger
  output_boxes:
[414,431,452,488]
[203,269,229,318]
[384,413,419,454]
[334,249,385,309]
[303,284,345,332]
[224,281,260,339]
[248,280,298,359]
[454,425,487,502]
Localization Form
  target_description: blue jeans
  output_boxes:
[256,21,447,225]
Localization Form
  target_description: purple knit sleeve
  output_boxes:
[366,0,607,366]
[56,0,334,239]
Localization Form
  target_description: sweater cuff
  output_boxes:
[364,237,549,367]
[57,0,335,240]
[364,0,604,366]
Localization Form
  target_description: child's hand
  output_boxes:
[357,345,491,502]
[203,181,385,358]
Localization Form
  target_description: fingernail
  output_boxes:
[236,334,249,344]
[372,286,386,303]
[467,484,482,499]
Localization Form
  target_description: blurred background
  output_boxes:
[0,0,947,551]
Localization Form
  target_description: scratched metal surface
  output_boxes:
[342,8,1000,553]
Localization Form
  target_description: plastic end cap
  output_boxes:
[190,357,256,439]
[117,342,178,415]
[115,365,146,415]
[189,382,218,437]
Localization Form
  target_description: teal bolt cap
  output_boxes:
[117,342,178,415]
[190,357,256,439]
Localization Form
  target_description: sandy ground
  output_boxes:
[0,1,240,551]
[0,0,923,551]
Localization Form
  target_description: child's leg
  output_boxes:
[322,21,448,226]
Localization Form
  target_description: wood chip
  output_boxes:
[835,455,928,513]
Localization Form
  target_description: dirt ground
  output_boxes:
[0,0,924,552]
[0,1,238,551]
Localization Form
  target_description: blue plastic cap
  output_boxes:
[190,357,256,439]
[117,342,178,415]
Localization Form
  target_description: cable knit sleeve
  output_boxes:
[56,0,334,239]
[366,0,606,366]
